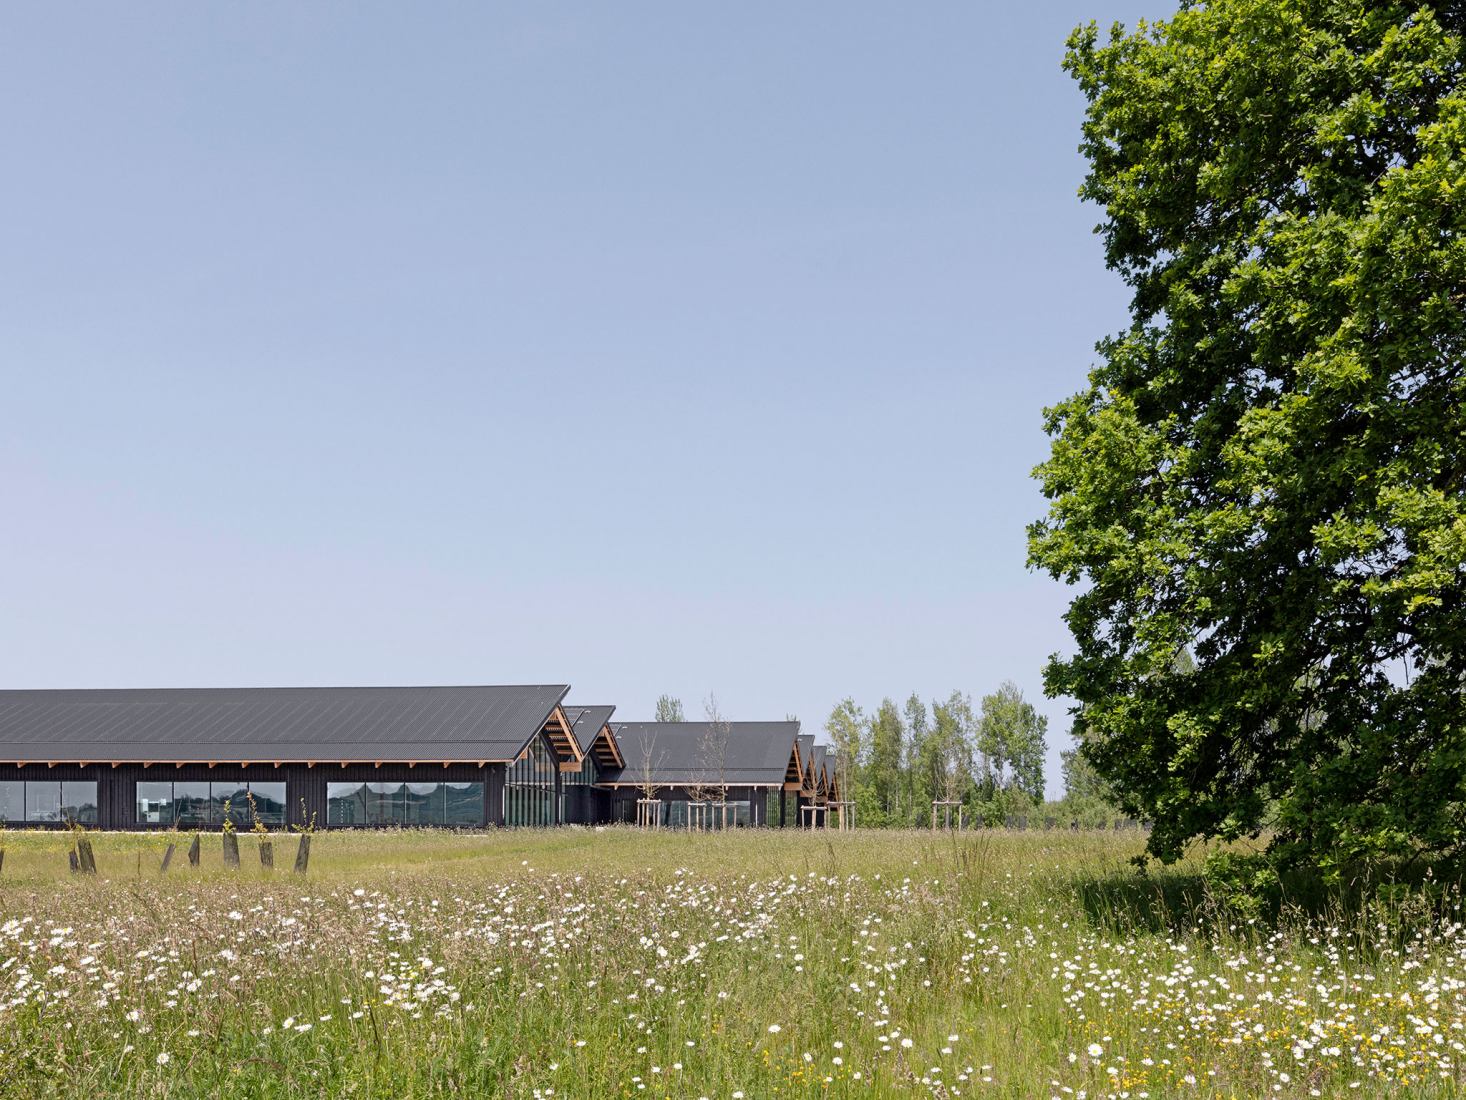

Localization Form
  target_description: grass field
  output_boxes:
[0,827,1462,1098]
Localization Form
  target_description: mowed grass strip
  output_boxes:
[0,828,1460,1098]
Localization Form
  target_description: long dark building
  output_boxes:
[0,686,834,831]
[599,721,805,827]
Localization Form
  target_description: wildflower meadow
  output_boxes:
[0,828,1463,1098]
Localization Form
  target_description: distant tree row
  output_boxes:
[824,684,1052,827]
[653,687,1126,827]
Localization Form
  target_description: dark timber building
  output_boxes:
[599,721,804,827]
[0,687,835,831]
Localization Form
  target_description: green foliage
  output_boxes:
[1058,740,1125,828]
[823,697,865,797]
[654,695,685,723]
[976,680,1049,801]
[902,693,931,821]
[289,797,318,834]
[926,692,975,804]
[1202,850,1283,921]
[815,686,1054,825]
[973,783,1036,828]
[866,699,904,825]
[1030,0,1466,878]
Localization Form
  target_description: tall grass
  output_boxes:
[0,827,1460,1097]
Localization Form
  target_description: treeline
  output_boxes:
[653,688,1126,828]
[819,682,1122,828]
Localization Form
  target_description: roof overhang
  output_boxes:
[513,704,584,771]
[589,725,624,768]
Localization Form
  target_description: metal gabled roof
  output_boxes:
[811,743,828,782]
[601,721,801,788]
[0,685,571,764]
[563,704,622,768]
[563,705,616,754]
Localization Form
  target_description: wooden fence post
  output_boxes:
[293,833,311,874]
[187,834,201,867]
[160,844,176,872]
[222,832,240,868]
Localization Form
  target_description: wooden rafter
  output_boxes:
[590,724,624,768]
[784,743,803,784]
[536,704,585,767]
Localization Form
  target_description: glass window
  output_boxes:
[136,781,174,825]
[212,783,248,829]
[326,780,482,827]
[26,782,61,823]
[401,783,435,826]
[173,782,211,828]
[564,759,591,786]
[366,782,398,824]
[328,782,369,826]
[135,780,291,828]
[249,782,287,826]
[444,783,481,825]
[61,782,98,825]
[506,737,556,826]
[0,782,22,823]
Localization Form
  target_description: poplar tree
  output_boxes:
[868,699,906,823]
[903,694,931,825]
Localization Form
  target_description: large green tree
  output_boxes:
[1030,1,1465,875]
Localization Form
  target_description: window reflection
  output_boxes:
[326,782,483,827]
[61,782,99,824]
[135,781,287,828]
[0,782,97,825]
[0,782,23,823]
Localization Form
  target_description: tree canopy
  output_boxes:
[977,681,1049,803]
[1030,1,1466,875]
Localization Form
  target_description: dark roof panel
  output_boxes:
[563,705,617,755]
[0,685,570,763]
[602,721,800,787]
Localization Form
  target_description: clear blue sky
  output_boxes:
[2,3,1170,798]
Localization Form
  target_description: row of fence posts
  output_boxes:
[64,830,312,877]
